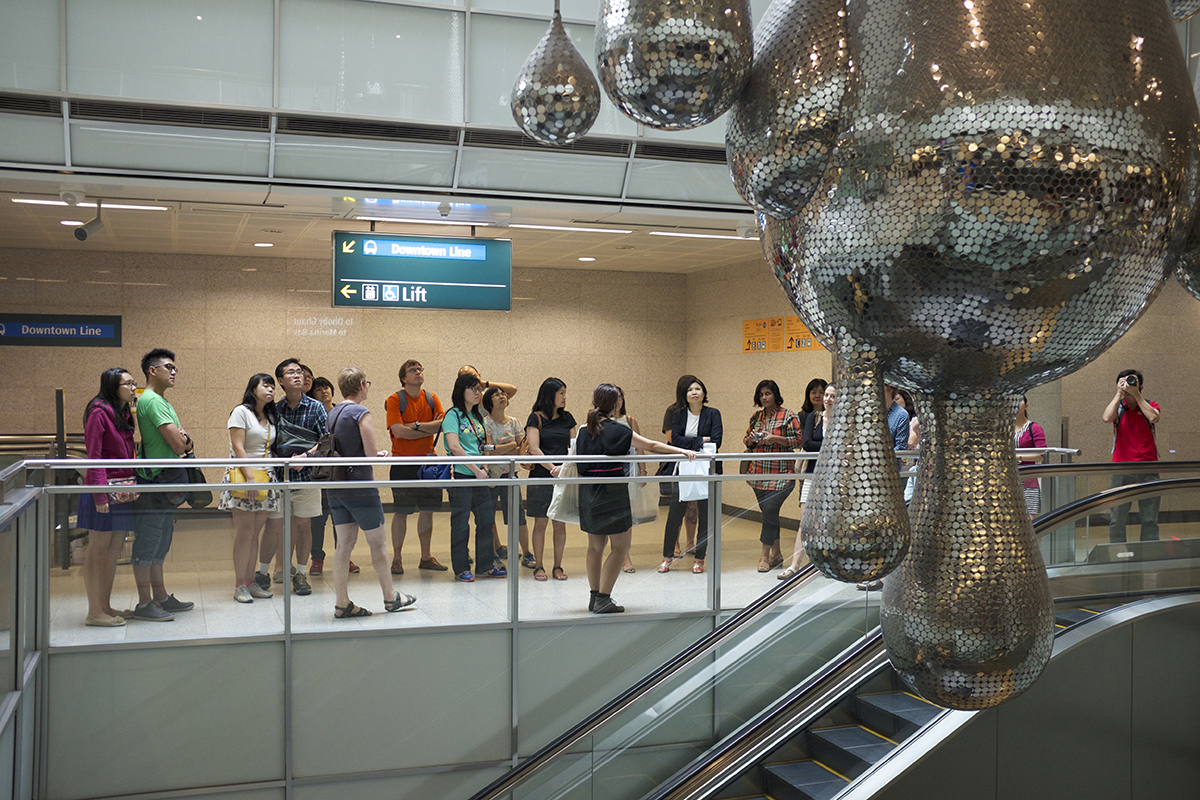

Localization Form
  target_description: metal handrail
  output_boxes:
[1019,459,1200,479]
[470,473,1200,800]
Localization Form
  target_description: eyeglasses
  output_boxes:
[281,369,304,377]
[154,363,178,373]
[119,382,138,389]
[363,381,372,388]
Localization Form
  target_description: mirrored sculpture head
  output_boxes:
[512,2,602,146]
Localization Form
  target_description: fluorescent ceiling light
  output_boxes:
[60,220,83,226]
[11,199,170,211]
[253,242,273,247]
[353,216,490,227]
[648,230,756,241]
[578,257,596,261]
[509,224,633,234]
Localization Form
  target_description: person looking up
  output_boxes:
[526,378,576,581]
[483,387,533,569]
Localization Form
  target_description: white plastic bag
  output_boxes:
[676,458,711,502]
[547,442,580,525]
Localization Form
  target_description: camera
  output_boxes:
[74,217,104,241]
[1126,375,1138,388]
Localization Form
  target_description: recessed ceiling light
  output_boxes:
[260,228,284,233]
[578,257,596,262]
[648,230,756,241]
[510,224,633,234]
[11,199,170,211]
[60,220,83,226]
[353,216,490,227]
[242,268,257,272]
[614,245,635,251]
[253,242,273,247]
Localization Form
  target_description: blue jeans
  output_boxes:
[1109,473,1160,543]
[448,478,496,574]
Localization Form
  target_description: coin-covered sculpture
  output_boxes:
[1170,0,1200,21]
[511,0,601,146]
[727,0,848,218]
[766,0,1200,709]
[594,0,753,129]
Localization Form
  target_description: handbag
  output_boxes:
[547,442,580,525]
[677,458,711,502]
[311,405,350,482]
[107,477,140,504]
[273,416,319,457]
[655,460,676,497]
[417,428,452,481]
[631,474,659,525]
[227,466,272,499]
[185,457,213,509]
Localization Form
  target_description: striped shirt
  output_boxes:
[742,407,803,491]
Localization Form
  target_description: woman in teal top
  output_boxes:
[443,373,504,582]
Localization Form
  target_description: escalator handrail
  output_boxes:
[1018,459,1200,479]
[467,563,822,800]
[1032,476,1200,531]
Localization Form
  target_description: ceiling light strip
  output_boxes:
[647,230,757,241]
[11,198,170,211]
[352,216,490,227]
[508,224,633,234]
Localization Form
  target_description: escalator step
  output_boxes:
[764,760,848,800]
[856,691,941,738]
[809,725,896,778]
[1054,608,1100,628]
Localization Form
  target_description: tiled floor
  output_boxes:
[50,507,810,646]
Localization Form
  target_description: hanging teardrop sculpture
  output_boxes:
[595,0,753,130]
[1170,0,1200,21]
[511,1,601,146]
[727,0,848,218]
[881,392,1055,710]
[801,337,911,582]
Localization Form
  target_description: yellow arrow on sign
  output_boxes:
[340,284,357,299]
[342,240,356,254]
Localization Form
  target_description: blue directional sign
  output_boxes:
[0,314,122,347]
[333,232,512,311]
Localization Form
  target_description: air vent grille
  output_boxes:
[636,142,727,165]
[69,100,270,131]
[277,115,459,144]
[463,129,630,157]
[0,93,62,117]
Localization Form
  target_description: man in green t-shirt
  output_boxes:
[132,348,196,622]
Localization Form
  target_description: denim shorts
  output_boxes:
[328,488,385,531]
[131,499,175,566]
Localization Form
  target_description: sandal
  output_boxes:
[623,564,636,574]
[768,554,784,569]
[534,567,548,582]
[334,602,371,619]
[777,566,798,580]
[692,559,705,574]
[384,592,417,612]
[657,558,672,573]
[552,566,568,581]
[757,557,771,573]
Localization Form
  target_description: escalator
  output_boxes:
[471,472,1200,800]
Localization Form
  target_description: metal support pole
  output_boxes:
[54,391,68,572]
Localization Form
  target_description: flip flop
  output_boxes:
[534,567,548,582]
[385,592,417,612]
[552,566,568,581]
[334,601,371,619]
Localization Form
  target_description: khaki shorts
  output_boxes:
[268,485,323,519]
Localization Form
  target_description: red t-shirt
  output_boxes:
[1111,400,1159,462]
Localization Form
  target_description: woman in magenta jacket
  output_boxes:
[78,368,139,627]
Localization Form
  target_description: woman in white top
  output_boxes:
[483,387,534,568]
[220,374,281,604]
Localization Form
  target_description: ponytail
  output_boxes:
[586,384,621,438]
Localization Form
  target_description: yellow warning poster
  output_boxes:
[744,317,786,353]
[784,315,825,351]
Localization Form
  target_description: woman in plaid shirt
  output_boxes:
[743,380,803,573]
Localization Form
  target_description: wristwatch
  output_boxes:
[415,422,421,433]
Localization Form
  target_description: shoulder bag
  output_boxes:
[311,405,350,482]
[418,426,453,481]
[274,416,320,457]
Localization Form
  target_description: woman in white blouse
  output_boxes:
[220,374,281,604]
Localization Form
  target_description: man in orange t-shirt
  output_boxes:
[385,360,447,573]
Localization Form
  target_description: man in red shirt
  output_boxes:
[1101,369,1161,542]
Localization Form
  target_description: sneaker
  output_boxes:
[248,583,273,599]
[477,566,508,578]
[254,571,271,591]
[309,558,324,576]
[520,553,536,569]
[159,594,194,613]
[133,601,175,621]
[234,585,253,604]
[495,545,509,559]
[273,566,297,584]
[348,561,361,574]
[592,596,625,614]
[292,572,312,596]
[456,571,475,583]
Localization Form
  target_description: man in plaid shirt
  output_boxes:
[255,357,328,597]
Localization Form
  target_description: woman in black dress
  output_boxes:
[526,378,577,581]
[577,384,695,614]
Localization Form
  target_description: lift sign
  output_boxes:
[332,232,511,311]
